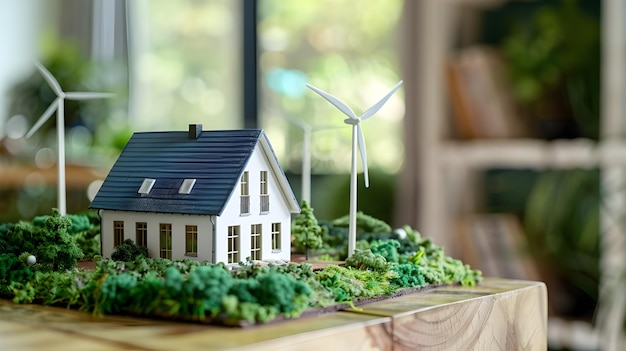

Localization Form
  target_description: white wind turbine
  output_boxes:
[279,115,340,206]
[26,62,114,216]
[307,80,403,257]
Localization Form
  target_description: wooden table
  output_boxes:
[0,278,547,350]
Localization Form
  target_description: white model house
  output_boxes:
[90,125,300,264]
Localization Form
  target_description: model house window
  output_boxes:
[114,221,124,246]
[185,225,198,257]
[271,222,281,251]
[227,225,240,264]
[250,224,262,260]
[240,171,250,214]
[135,222,147,248]
[160,223,172,259]
[260,170,269,213]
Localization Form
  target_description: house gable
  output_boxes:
[258,133,300,213]
[213,144,295,263]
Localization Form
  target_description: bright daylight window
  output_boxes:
[128,0,242,130]
[258,0,405,175]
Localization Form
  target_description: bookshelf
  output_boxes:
[404,0,626,348]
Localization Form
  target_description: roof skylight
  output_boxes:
[138,178,156,194]
[179,178,196,194]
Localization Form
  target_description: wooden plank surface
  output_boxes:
[354,278,548,350]
[0,300,392,351]
[0,278,546,350]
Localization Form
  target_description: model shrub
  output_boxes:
[111,239,149,262]
[0,210,483,325]
[0,209,83,271]
[65,213,100,259]
[332,211,392,233]
[390,263,426,288]
[345,249,389,272]
[0,253,33,292]
[370,239,401,263]
[316,265,394,301]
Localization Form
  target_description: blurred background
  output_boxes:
[0,0,624,349]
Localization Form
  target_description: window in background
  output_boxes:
[0,0,45,138]
[128,0,242,130]
[258,0,405,176]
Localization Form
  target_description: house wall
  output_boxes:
[215,145,293,264]
[100,210,214,261]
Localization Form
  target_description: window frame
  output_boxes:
[185,225,198,257]
[159,223,172,260]
[135,222,147,248]
[260,170,269,213]
[250,223,262,260]
[240,171,250,215]
[271,222,281,252]
[114,221,124,247]
[227,225,240,264]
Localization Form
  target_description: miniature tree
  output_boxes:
[32,209,84,270]
[292,200,323,260]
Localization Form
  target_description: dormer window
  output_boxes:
[138,178,156,194]
[179,178,196,194]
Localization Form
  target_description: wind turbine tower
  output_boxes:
[26,62,114,215]
[307,80,403,257]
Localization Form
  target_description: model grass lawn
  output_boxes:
[0,209,481,325]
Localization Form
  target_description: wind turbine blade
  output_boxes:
[357,124,369,188]
[360,80,403,120]
[306,83,357,119]
[35,61,64,97]
[65,92,115,100]
[281,114,309,130]
[26,99,60,138]
[311,125,343,132]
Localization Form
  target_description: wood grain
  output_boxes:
[0,300,392,351]
[354,278,547,350]
[0,278,546,350]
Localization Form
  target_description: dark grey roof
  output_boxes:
[90,129,298,215]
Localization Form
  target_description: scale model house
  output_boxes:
[90,124,300,264]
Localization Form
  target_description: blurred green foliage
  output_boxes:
[259,0,405,175]
[7,36,131,163]
[131,0,242,131]
[499,0,600,139]
[524,169,599,315]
